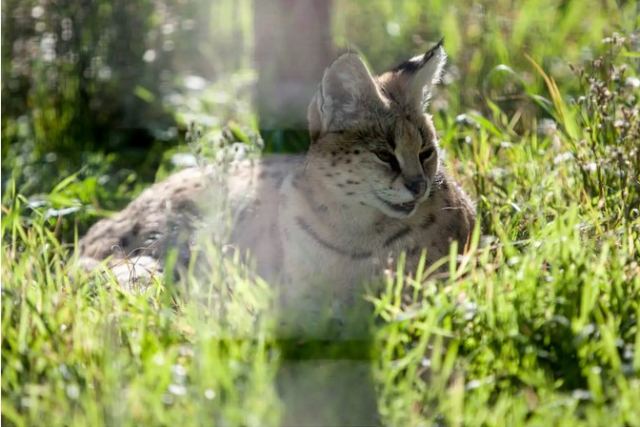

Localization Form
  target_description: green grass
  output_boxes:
[334,0,638,114]
[3,2,640,426]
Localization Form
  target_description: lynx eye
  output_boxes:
[374,150,400,172]
[419,147,435,163]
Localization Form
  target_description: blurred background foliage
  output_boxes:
[1,0,638,201]
[2,0,253,194]
[335,0,635,109]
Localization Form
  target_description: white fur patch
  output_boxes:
[408,46,447,107]
[319,53,381,130]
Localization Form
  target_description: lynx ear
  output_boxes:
[310,53,384,137]
[393,39,447,109]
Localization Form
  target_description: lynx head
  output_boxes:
[307,41,446,219]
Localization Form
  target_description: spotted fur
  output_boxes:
[79,45,476,332]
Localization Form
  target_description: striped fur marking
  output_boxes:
[383,226,412,247]
[295,217,372,260]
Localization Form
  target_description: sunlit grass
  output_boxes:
[364,36,639,426]
[1,197,281,426]
[3,2,640,426]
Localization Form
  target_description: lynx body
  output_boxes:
[79,43,475,333]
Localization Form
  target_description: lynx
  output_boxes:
[79,42,475,335]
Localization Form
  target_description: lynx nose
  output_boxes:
[404,177,426,197]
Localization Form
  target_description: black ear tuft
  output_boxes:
[393,37,445,74]
[390,40,447,109]
[422,37,444,65]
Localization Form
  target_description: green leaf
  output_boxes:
[134,85,155,103]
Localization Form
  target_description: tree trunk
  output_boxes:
[254,0,333,152]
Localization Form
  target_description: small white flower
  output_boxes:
[625,76,640,89]
[66,384,80,400]
[537,118,557,136]
[153,353,165,366]
[553,152,573,164]
[184,75,207,91]
[171,364,187,379]
[31,6,44,19]
[585,162,598,172]
[171,153,198,168]
[386,21,400,37]
[98,66,112,81]
[143,49,157,63]
[162,23,175,35]
[168,384,187,396]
